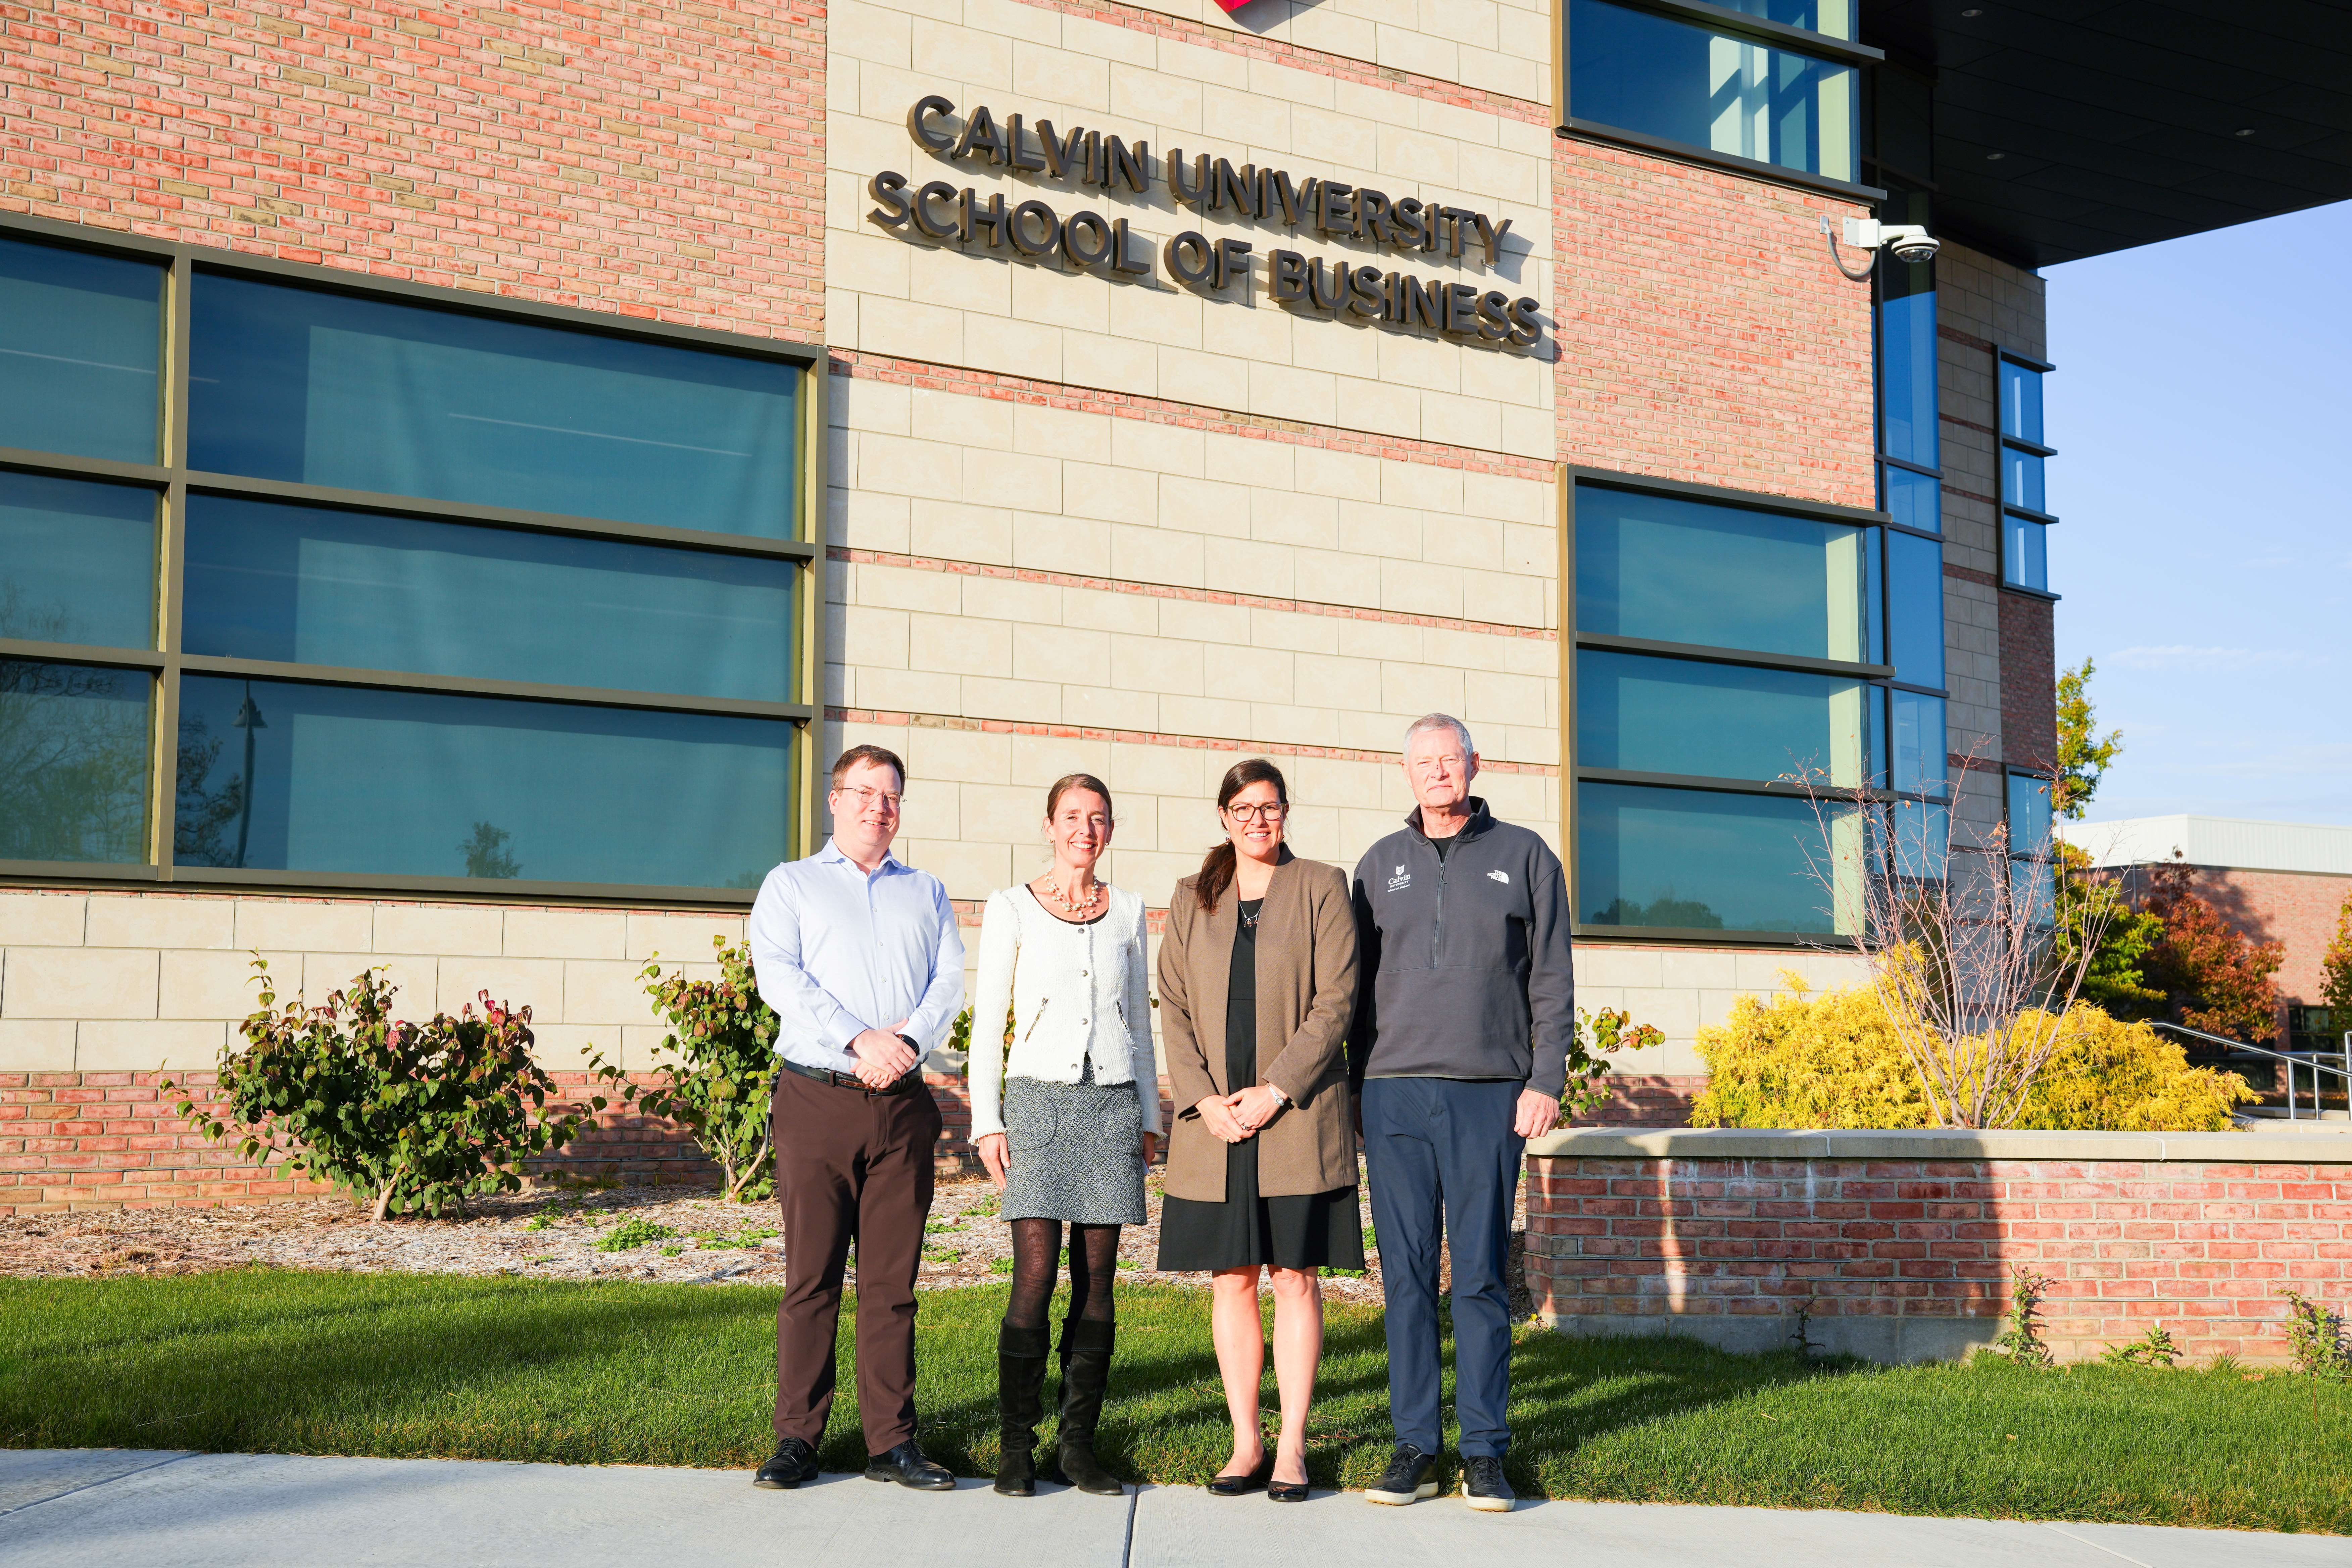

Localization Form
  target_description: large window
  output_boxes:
[1563,0,1865,185]
[2005,771,2055,927]
[0,222,820,895]
[1570,477,1900,939]
[1999,350,2058,593]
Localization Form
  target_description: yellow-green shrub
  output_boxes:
[2013,1007,2259,1131]
[1691,976,2257,1131]
[1690,976,1928,1130]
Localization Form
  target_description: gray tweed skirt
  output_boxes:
[1000,1062,1146,1225]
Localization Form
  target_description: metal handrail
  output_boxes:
[2152,1021,2351,1122]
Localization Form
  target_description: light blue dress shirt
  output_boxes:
[747,839,966,1075]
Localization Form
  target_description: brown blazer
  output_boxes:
[1159,852,1360,1203]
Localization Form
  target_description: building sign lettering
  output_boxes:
[867,95,1545,351]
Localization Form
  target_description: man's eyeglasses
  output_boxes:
[1225,802,1289,823]
[838,786,904,812]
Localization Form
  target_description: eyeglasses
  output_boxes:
[837,786,904,812]
[1225,802,1289,823]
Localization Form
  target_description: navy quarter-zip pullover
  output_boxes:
[1345,797,1576,1097]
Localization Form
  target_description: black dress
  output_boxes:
[1156,898,1366,1272]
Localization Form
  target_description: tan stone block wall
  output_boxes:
[826,0,1555,459]
[0,891,738,1072]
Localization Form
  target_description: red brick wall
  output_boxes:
[2,0,824,337]
[1553,139,1875,508]
[1526,1152,2352,1363]
[2182,868,2352,1009]
[1570,1073,1705,1128]
[2000,590,2057,773]
[0,1066,1180,1213]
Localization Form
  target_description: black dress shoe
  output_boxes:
[1206,1449,1273,1497]
[1268,1474,1311,1503]
[753,1438,820,1489]
[866,1439,957,1490]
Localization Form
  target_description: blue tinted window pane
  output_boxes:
[0,237,162,463]
[2000,359,2043,444]
[0,660,152,863]
[0,472,156,649]
[1882,465,1940,533]
[1567,0,1858,181]
[190,275,802,539]
[174,677,790,887]
[1885,530,1944,688]
[1575,485,1869,661]
[182,496,794,701]
[1889,799,1948,880]
[2007,772,2054,858]
[1719,0,1852,38]
[1890,690,1946,798]
[1578,650,1873,787]
[2004,514,2048,591]
[2003,447,2046,512]
[1577,782,1859,935]
[1877,286,1937,469]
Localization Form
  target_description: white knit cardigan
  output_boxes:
[965,883,1159,1140]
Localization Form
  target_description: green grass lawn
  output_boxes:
[5,1271,2347,1533]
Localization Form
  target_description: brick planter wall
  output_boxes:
[1524,1128,2352,1365]
[1,1066,1181,1214]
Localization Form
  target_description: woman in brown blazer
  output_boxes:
[1155,757,1361,1503]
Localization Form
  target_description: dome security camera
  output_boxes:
[1883,226,1940,264]
[1821,215,1941,279]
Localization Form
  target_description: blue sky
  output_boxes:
[2043,199,2352,827]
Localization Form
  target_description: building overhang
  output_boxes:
[1866,1,2352,266]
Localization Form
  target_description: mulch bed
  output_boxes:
[2,1172,1528,1311]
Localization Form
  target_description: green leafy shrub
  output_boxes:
[592,937,779,1202]
[1560,1007,1665,1120]
[2280,1291,2351,1380]
[1992,1267,2056,1367]
[164,960,598,1221]
[2101,1324,2181,1369]
[1692,976,2256,1131]
[596,1218,674,1253]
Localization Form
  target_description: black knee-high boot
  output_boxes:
[1054,1316,1123,1496]
[996,1321,1052,1496]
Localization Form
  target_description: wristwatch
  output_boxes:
[896,1033,922,1055]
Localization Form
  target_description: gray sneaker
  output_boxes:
[1365,1443,1437,1505]
[1462,1455,1515,1513]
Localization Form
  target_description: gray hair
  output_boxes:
[1403,713,1474,757]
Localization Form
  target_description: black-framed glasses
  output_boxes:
[1225,802,1288,823]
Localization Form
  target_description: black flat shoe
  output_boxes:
[754,1437,820,1489]
[1206,1451,1274,1497]
[1268,1476,1311,1503]
[866,1439,957,1491]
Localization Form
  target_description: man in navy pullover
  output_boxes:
[1348,713,1575,1514]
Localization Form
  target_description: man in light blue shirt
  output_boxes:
[748,743,965,1494]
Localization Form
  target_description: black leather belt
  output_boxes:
[780,1057,922,1095]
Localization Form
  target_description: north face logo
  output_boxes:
[1488,870,1510,885]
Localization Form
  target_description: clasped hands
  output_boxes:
[1195,1083,1285,1144]
[847,1022,917,1089]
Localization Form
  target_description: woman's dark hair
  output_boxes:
[1044,773,1113,821]
[1196,758,1287,913]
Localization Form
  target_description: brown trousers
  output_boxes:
[771,1067,942,1453]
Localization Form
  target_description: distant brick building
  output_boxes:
[2061,816,2352,1053]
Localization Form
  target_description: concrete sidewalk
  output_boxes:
[0,1449,2338,1568]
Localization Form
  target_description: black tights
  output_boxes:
[1005,1219,1121,1329]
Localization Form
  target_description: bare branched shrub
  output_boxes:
[1788,755,2120,1129]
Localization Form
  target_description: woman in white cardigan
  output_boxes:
[969,773,1159,1500]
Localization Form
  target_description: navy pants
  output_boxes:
[1361,1076,1525,1459]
